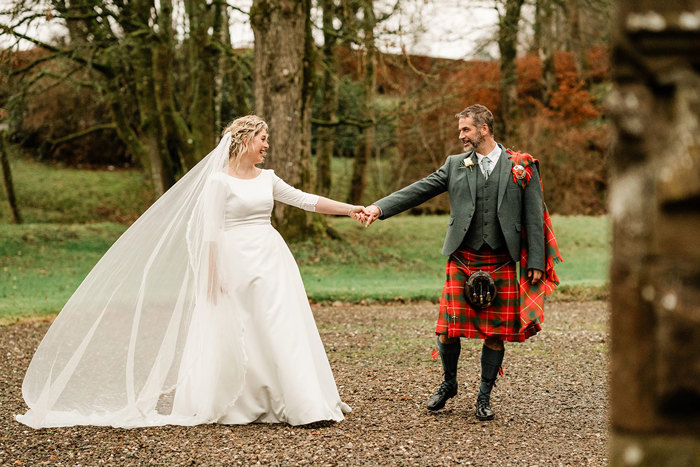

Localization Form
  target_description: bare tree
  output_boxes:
[532,0,557,104]
[348,0,376,205]
[315,0,341,197]
[530,0,614,103]
[1,0,232,196]
[497,0,524,143]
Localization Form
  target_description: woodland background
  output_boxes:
[0,0,613,238]
[3,3,699,464]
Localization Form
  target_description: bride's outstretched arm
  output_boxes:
[271,172,366,221]
[314,197,365,219]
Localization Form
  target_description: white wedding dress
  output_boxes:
[182,169,351,425]
[16,150,350,428]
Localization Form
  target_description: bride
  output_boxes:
[16,115,360,428]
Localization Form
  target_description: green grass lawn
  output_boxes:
[0,223,126,322]
[325,156,394,207]
[1,151,609,322]
[0,215,609,323]
[0,156,386,225]
[298,214,609,302]
[0,158,154,224]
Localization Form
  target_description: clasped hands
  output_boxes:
[348,205,543,285]
[347,205,381,227]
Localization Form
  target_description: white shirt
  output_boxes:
[476,144,501,177]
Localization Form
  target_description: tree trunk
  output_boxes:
[227,52,253,118]
[154,0,196,172]
[609,1,700,463]
[102,75,160,190]
[349,0,376,205]
[566,0,586,77]
[114,1,174,195]
[299,0,315,205]
[0,130,22,224]
[497,0,524,143]
[215,5,232,133]
[186,0,222,159]
[10,0,240,193]
[134,40,173,194]
[533,0,556,105]
[315,0,339,197]
[532,0,543,52]
[251,0,316,241]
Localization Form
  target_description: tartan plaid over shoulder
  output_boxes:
[505,149,564,330]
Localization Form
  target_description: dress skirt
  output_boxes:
[211,222,350,425]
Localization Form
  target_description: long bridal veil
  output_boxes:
[16,133,248,428]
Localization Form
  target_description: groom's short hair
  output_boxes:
[456,105,494,136]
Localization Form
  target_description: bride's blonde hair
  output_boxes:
[222,115,268,170]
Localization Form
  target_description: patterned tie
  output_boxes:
[482,157,491,179]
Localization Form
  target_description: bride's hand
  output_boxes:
[207,282,228,305]
[207,282,218,305]
[348,206,367,222]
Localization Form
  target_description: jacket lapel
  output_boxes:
[496,144,511,210]
[466,152,477,203]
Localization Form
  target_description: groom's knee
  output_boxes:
[438,334,459,345]
[484,337,504,351]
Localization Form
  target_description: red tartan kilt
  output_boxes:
[436,247,540,342]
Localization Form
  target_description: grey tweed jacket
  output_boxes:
[374,143,545,271]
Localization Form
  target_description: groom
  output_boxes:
[362,104,545,421]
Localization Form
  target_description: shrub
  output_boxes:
[3,50,129,166]
[516,114,608,215]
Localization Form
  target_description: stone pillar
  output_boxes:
[607,2,700,465]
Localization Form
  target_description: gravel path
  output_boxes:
[1,301,608,466]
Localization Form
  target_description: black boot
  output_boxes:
[427,337,460,411]
[475,344,504,421]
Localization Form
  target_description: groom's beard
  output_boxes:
[463,134,482,152]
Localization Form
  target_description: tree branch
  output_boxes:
[4,12,47,31]
[311,117,374,128]
[50,123,117,147]
[19,66,83,99]
[34,69,100,90]
[0,24,114,77]
[220,1,249,15]
[9,52,58,76]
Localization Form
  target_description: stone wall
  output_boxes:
[608,2,700,465]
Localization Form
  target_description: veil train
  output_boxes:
[16,134,247,428]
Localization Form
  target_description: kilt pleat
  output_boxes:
[436,247,540,342]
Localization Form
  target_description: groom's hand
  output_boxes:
[527,268,543,285]
[348,205,367,222]
[362,205,381,228]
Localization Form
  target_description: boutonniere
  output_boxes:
[462,157,474,171]
[506,148,535,187]
[512,164,526,180]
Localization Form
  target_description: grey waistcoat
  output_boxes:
[461,157,507,251]
[372,143,546,270]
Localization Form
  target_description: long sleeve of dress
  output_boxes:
[271,171,319,212]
